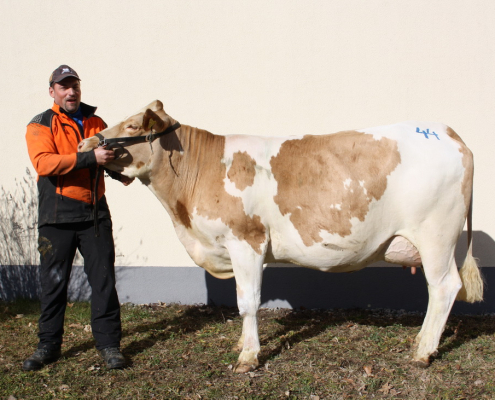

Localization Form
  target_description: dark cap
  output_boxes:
[49,65,80,86]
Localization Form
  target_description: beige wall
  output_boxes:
[1,1,494,267]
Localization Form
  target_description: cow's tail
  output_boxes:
[456,195,484,303]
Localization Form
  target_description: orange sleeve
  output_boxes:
[25,123,77,176]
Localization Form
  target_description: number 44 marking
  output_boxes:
[416,127,440,140]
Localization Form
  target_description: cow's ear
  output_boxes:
[153,100,164,112]
[143,109,165,132]
[138,100,164,114]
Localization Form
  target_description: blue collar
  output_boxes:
[69,107,84,127]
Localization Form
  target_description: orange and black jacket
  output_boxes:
[26,102,112,227]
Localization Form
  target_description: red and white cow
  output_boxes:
[79,100,482,372]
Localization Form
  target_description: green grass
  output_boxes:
[1,301,495,399]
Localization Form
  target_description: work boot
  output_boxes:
[100,347,126,369]
[22,348,61,371]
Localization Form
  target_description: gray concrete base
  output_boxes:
[1,264,494,314]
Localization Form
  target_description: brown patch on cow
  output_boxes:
[136,161,145,169]
[446,126,473,211]
[270,131,401,246]
[446,126,466,145]
[227,151,257,191]
[154,125,267,255]
[175,200,192,228]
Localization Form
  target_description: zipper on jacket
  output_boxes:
[61,120,94,205]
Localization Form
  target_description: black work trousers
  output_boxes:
[37,219,121,351]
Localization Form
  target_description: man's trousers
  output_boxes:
[37,219,122,350]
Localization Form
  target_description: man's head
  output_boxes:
[48,65,81,113]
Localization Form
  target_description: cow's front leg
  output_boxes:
[232,332,244,353]
[226,240,266,373]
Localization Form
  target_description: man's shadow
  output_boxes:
[63,304,237,366]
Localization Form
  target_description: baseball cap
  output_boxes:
[49,65,80,86]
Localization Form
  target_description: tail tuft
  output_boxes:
[456,187,482,303]
[456,248,483,303]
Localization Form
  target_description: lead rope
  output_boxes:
[93,166,103,237]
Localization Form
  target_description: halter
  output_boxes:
[95,122,181,151]
[92,121,181,236]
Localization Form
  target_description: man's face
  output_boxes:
[49,77,81,113]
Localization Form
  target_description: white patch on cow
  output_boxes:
[220,157,243,197]
[220,157,230,166]
[222,135,285,220]
[343,178,352,189]
[180,210,235,272]
[121,163,151,180]
[329,204,342,210]
[223,175,243,198]
[359,180,368,196]
[223,135,285,175]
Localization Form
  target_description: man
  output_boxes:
[24,65,132,371]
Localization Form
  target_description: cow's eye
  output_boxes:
[125,125,139,131]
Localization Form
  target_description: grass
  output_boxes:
[1,300,495,399]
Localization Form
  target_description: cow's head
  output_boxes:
[78,100,177,179]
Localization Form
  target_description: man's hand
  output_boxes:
[120,175,135,186]
[94,146,115,165]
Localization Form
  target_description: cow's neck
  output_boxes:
[147,124,226,228]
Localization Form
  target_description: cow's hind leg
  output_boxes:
[226,241,266,373]
[412,247,461,367]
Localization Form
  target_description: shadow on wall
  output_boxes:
[2,230,495,311]
[205,231,495,314]
[0,265,84,302]
[0,265,134,302]
[0,170,133,302]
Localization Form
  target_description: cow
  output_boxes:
[78,100,483,373]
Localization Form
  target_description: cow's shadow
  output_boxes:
[61,303,495,369]
[202,230,495,366]
[255,309,495,367]
[205,230,495,314]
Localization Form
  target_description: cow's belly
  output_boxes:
[268,230,422,272]
[266,224,388,272]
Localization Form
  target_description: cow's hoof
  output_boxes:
[411,358,430,368]
[232,361,257,373]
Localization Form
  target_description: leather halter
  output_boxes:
[95,122,181,149]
